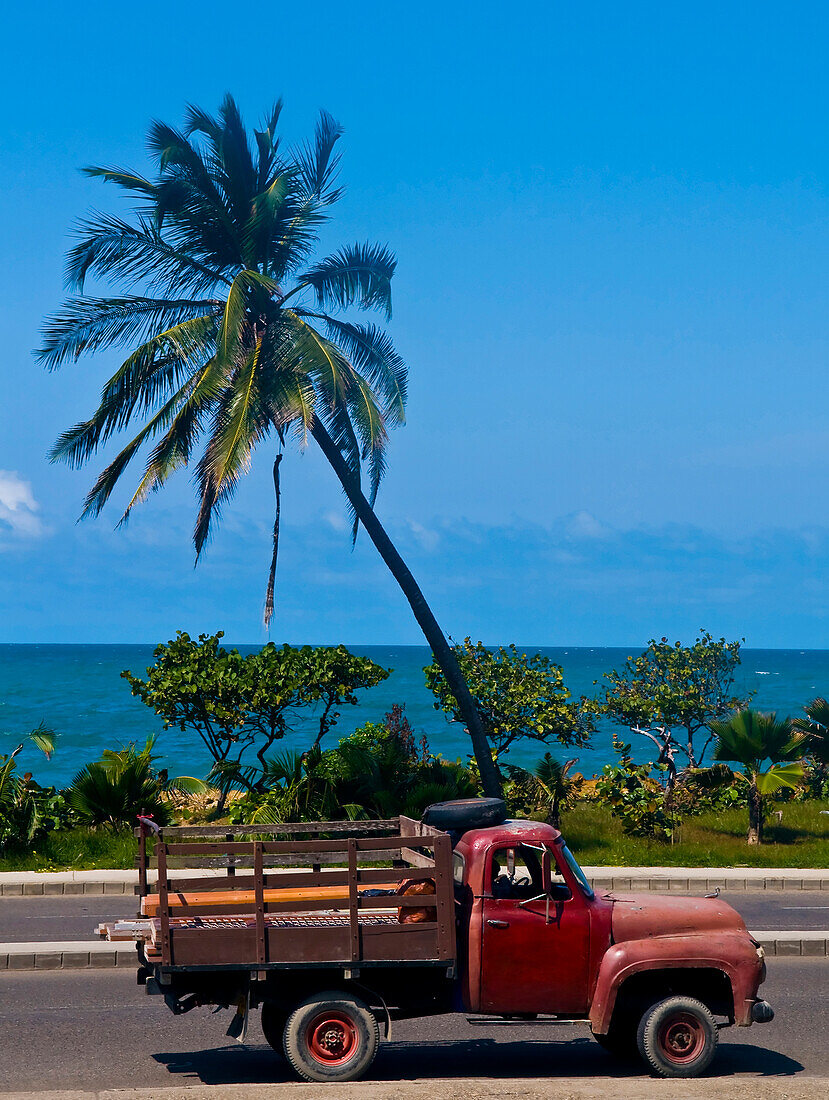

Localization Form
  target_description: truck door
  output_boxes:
[479,843,590,1015]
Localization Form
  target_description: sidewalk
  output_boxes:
[2,865,828,895]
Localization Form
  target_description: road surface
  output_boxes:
[0,959,825,1094]
[1,891,828,942]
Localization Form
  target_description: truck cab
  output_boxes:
[453,817,771,1076]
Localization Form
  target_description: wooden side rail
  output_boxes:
[144,822,455,966]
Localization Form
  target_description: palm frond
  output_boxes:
[317,316,407,425]
[37,296,219,370]
[193,341,270,556]
[66,212,230,295]
[82,166,158,195]
[293,109,344,205]
[299,243,395,319]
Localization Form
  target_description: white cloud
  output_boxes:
[0,471,43,538]
[564,510,611,540]
[406,519,440,552]
[323,509,348,533]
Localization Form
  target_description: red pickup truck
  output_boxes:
[126,800,772,1083]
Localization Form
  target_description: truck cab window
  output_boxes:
[490,844,571,901]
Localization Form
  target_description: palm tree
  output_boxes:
[709,710,805,844]
[37,95,501,798]
[792,697,829,795]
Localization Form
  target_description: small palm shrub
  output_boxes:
[504,754,583,829]
[68,738,205,828]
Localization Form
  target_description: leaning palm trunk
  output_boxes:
[311,422,501,797]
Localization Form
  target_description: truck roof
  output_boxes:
[459,819,562,848]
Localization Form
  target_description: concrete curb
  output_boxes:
[0,941,137,971]
[1,932,827,971]
[3,865,829,896]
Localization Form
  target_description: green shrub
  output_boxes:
[67,737,205,828]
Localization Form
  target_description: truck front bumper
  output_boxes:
[751,999,774,1024]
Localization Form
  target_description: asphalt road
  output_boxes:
[1,891,828,943]
[0,959,824,1093]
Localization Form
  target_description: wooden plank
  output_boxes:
[347,839,359,963]
[434,832,456,962]
[164,838,419,857]
[167,864,436,895]
[401,847,436,868]
[150,819,399,838]
[162,852,402,869]
[137,823,148,909]
[253,842,266,966]
[157,844,171,965]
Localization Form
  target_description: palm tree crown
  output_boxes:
[38,95,405,617]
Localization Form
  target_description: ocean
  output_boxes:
[1,644,828,789]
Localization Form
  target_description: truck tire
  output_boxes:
[637,996,719,1078]
[283,990,380,1083]
[421,797,507,830]
[260,1002,287,1056]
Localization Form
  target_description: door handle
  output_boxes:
[487,919,509,928]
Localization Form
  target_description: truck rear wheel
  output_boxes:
[637,996,719,1078]
[283,990,380,1083]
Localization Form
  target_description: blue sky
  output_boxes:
[1,2,828,647]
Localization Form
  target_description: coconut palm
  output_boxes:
[37,95,501,797]
[709,710,805,844]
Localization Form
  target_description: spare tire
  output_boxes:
[422,797,507,831]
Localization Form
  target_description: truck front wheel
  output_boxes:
[637,996,719,1078]
[283,990,380,1083]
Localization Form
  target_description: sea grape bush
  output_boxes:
[596,758,678,841]
[123,633,389,807]
[425,639,596,761]
[603,631,750,781]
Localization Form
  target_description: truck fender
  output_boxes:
[589,932,756,1034]
[353,983,392,1040]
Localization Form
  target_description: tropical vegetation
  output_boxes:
[67,737,206,828]
[3,631,829,866]
[603,632,750,780]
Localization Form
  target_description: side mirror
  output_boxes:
[542,848,552,895]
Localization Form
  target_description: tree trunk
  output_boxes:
[747,780,763,845]
[310,420,502,798]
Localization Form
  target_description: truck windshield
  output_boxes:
[559,844,594,899]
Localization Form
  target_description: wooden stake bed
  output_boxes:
[135,817,456,971]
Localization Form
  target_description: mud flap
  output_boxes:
[226,990,250,1043]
